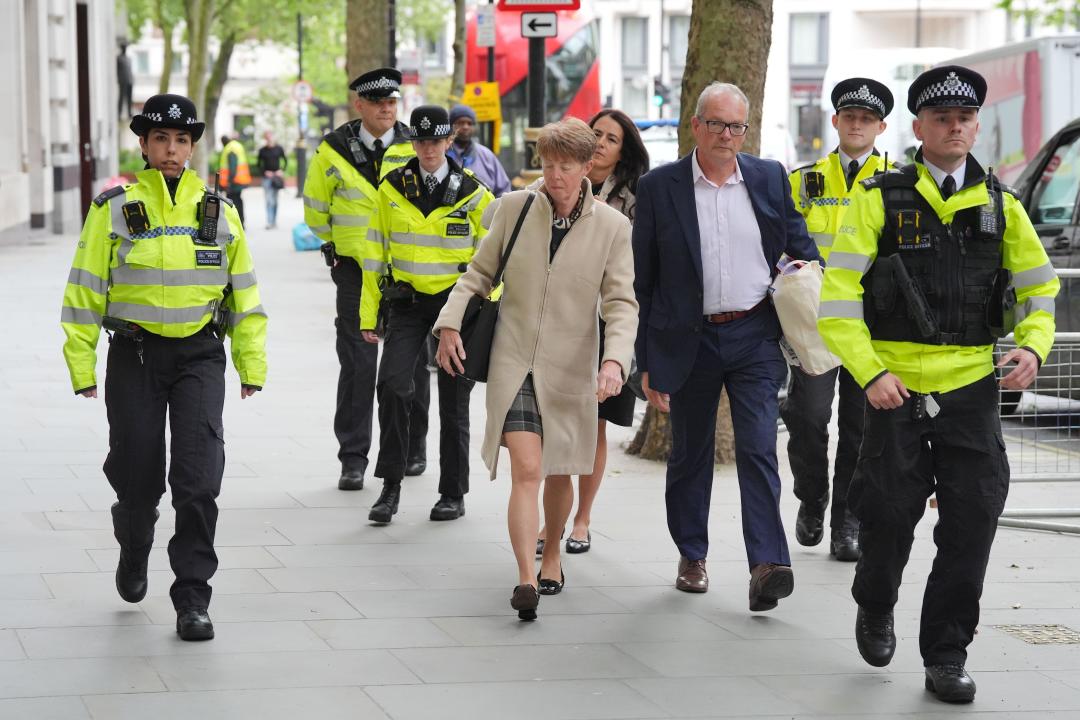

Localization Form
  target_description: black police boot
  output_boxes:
[176,606,215,641]
[405,457,427,477]
[115,547,150,603]
[795,497,827,546]
[855,606,896,667]
[925,663,976,703]
[369,481,401,524]
[830,515,861,562]
[430,494,465,521]
[338,466,365,491]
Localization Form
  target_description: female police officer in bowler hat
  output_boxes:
[60,93,268,641]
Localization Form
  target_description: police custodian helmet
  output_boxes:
[907,65,987,115]
[408,105,452,140]
[831,77,894,119]
[129,94,205,142]
[349,67,403,99]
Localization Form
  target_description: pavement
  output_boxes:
[3,186,1080,719]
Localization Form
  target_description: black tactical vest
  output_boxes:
[861,164,1007,346]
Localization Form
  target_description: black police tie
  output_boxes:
[845,160,860,190]
[372,138,384,174]
[424,174,439,196]
[941,175,956,200]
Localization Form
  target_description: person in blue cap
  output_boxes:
[447,104,511,197]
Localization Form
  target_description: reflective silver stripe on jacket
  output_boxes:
[390,231,473,250]
[826,252,871,274]
[309,223,332,235]
[230,271,258,290]
[333,187,366,201]
[812,232,834,249]
[303,195,330,212]
[111,267,229,287]
[1014,295,1057,322]
[1013,262,1057,289]
[362,258,388,274]
[392,259,464,276]
[229,304,268,327]
[61,306,103,325]
[329,214,370,227]
[818,300,864,320]
[67,268,108,295]
[104,302,213,325]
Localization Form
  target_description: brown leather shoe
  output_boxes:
[676,556,708,593]
[748,563,794,612]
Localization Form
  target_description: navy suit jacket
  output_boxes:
[632,151,820,395]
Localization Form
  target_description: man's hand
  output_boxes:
[240,386,258,399]
[641,371,670,413]
[866,372,910,410]
[79,388,97,399]
[436,329,466,377]
[597,360,623,403]
[361,330,380,344]
[998,348,1040,391]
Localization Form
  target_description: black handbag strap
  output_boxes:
[490,193,535,288]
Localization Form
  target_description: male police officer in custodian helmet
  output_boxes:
[818,66,1058,702]
[60,93,268,641]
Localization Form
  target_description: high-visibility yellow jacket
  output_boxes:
[818,158,1058,394]
[61,168,268,392]
[217,139,252,188]
[302,121,415,262]
[789,150,893,262]
[360,158,494,329]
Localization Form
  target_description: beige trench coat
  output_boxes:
[435,179,638,479]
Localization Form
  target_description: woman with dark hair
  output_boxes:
[536,108,649,558]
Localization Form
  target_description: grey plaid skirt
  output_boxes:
[503,374,543,437]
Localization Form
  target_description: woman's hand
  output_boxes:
[597,360,623,402]
[436,329,466,377]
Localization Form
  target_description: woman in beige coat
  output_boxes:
[434,118,638,620]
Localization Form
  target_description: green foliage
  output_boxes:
[118,147,145,175]
[998,0,1080,29]
[398,0,453,45]
[298,1,349,104]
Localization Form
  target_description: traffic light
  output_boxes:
[652,76,671,108]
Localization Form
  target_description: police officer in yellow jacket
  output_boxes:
[60,94,268,641]
[218,133,251,225]
[303,67,430,492]
[361,105,494,524]
[782,78,895,562]
[818,66,1058,702]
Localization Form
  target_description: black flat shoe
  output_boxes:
[510,583,539,620]
[537,568,565,595]
[565,532,591,554]
[176,606,214,641]
[536,529,564,557]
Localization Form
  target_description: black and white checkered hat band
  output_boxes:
[355,77,399,95]
[837,85,886,116]
[916,72,979,109]
[411,123,451,137]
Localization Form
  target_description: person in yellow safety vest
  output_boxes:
[60,93,268,642]
[360,104,494,525]
[302,67,431,493]
[218,134,252,226]
[781,77,897,564]
[818,65,1058,703]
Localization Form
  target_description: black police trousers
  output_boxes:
[374,288,474,495]
[332,257,429,473]
[103,328,226,610]
[779,365,865,530]
[848,373,1009,666]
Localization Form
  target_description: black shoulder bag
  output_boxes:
[457,193,535,382]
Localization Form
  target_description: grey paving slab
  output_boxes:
[267,541,511,567]
[0,573,52,600]
[616,638,868,677]
[82,687,390,720]
[0,597,148,628]
[148,649,418,691]
[139,591,362,624]
[306,618,460,649]
[86,545,282,571]
[340,586,631,618]
[0,547,97,574]
[0,697,92,720]
[0,631,24,661]
[42,568,277,600]
[432,612,740,646]
[17,621,329,659]
[366,679,666,720]
[626,676,809,717]
[258,564,419,592]
[0,656,165,698]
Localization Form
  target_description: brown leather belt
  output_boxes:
[704,297,768,325]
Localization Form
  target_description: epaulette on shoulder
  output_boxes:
[860,165,914,191]
[990,176,1020,198]
[92,184,127,207]
[792,160,822,174]
[463,167,490,193]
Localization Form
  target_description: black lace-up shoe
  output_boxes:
[115,549,149,603]
[430,494,465,521]
[795,497,827,546]
[855,606,896,667]
[176,607,214,641]
[368,481,401,524]
[925,663,976,703]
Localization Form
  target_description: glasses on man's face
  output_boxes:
[699,118,749,136]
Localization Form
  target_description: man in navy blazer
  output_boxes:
[633,82,820,611]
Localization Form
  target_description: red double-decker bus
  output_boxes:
[465,6,601,172]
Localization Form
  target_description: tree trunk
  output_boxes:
[157,0,174,95]
[202,30,237,176]
[627,0,773,466]
[346,0,389,112]
[185,0,215,176]
[449,0,467,104]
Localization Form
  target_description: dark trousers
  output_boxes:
[226,190,244,227]
[374,288,473,495]
[332,258,429,472]
[666,307,791,568]
[103,329,225,610]
[780,365,865,529]
[849,373,1008,666]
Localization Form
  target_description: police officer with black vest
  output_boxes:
[360,105,493,524]
[303,68,431,492]
[818,66,1059,703]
